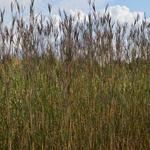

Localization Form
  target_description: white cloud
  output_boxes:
[64,5,145,24]
[106,5,145,24]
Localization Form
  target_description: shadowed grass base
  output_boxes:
[0,59,149,150]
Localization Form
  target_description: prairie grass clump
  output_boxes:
[0,1,150,149]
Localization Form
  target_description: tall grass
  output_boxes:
[0,1,150,149]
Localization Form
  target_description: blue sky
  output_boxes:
[0,0,149,24]
[1,0,149,14]
[51,0,150,16]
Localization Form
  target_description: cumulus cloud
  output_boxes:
[66,5,145,24]
[106,5,145,24]
[56,5,145,24]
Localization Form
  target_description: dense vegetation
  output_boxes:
[0,1,149,149]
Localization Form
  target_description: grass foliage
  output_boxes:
[0,0,150,149]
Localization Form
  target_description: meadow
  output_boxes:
[0,1,150,149]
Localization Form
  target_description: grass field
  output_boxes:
[0,1,150,149]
